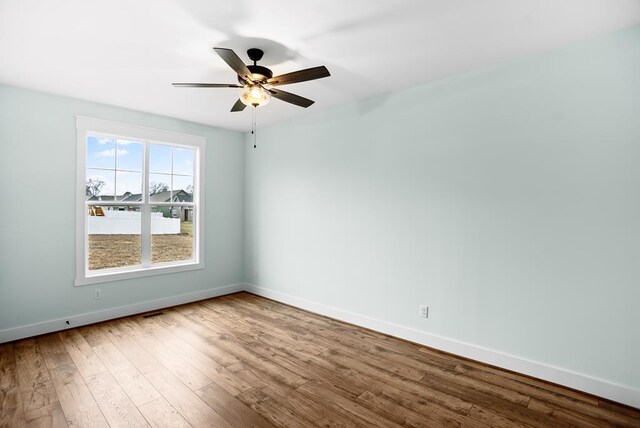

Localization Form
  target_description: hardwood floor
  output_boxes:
[1,292,639,427]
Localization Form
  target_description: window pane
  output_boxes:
[172,175,193,201]
[149,173,171,200]
[116,139,143,172]
[173,148,194,175]
[88,206,141,270]
[86,136,116,169]
[150,144,171,173]
[151,206,193,264]
[116,171,142,201]
[86,169,115,200]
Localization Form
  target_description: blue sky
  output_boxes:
[86,136,193,198]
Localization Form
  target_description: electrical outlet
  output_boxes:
[419,305,429,318]
[94,288,102,300]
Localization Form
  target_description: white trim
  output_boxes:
[76,116,206,147]
[244,283,640,409]
[75,116,206,286]
[74,261,205,286]
[141,141,151,266]
[195,136,205,268]
[0,283,244,344]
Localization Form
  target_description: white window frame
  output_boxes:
[75,117,206,286]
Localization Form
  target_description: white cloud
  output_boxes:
[95,148,129,158]
[96,137,113,145]
[117,139,140,146]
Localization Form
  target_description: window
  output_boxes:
[76,117,205,286]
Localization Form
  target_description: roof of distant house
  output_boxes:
[87,189,192,203]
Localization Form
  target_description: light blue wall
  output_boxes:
[1,25,639,394]
[244,26,640,389]
[0,85,245,330]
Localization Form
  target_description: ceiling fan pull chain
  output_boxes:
[252,105,257,148]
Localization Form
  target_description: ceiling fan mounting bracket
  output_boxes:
[247,48,264,64]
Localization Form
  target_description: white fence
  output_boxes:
[88,211,180,235]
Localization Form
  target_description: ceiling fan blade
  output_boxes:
[268,88,315,108]
[266,65,330,87]
[214,47,254,82]
[231,98,246,112]
[172,83,242,88]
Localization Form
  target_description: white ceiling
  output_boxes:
[1,0,639,132]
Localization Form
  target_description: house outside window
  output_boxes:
[75,117,206,286]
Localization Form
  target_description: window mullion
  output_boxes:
[114,139,118,200]
[170,147,174,201]
[141,141,151,266]
[192,150,198,262]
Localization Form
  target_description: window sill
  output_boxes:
[74,260,205,286]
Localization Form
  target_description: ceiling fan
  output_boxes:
[172,47,330,112]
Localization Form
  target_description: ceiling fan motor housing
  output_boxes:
[242,65,273,83]
[236,48,273,83]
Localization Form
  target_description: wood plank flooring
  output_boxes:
[1,292,639,427]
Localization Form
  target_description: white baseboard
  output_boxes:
[0,283,244,344]
[244,283,640,409]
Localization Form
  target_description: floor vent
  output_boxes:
[142,312,164,318]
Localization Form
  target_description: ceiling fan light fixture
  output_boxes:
[173,47,330,112]
[241,84,270,107]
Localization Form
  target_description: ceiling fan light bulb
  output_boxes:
[250,86,262,99]
[241,85,270,107]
